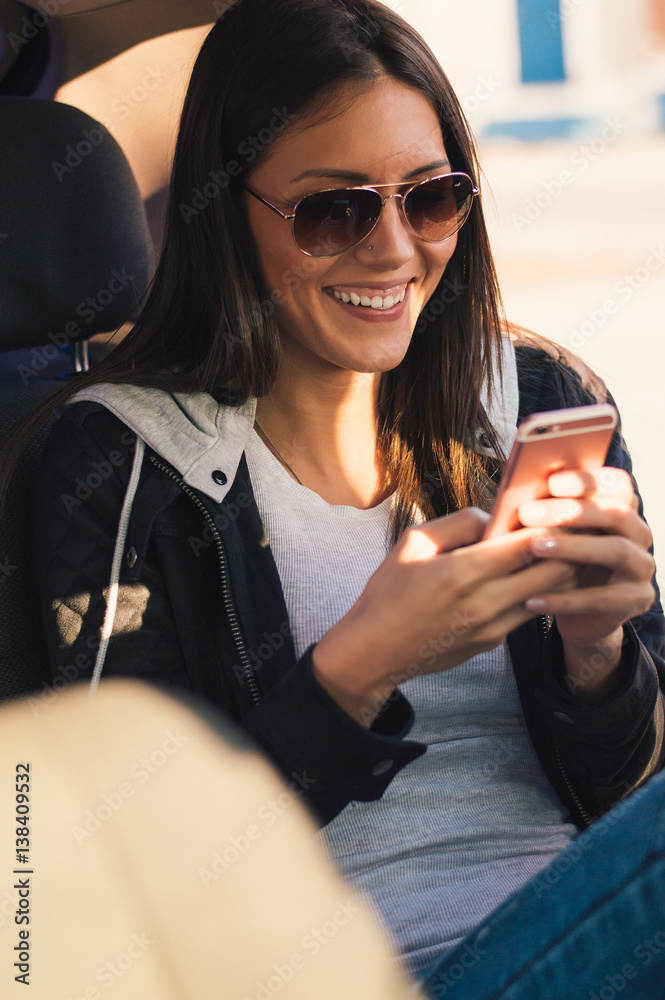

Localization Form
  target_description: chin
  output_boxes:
[335,332,414,374]
[343,348,410,374]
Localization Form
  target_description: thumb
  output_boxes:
[401,507,488,561]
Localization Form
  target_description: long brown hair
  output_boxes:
[3,0,508,542]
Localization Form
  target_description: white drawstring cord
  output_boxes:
[89,436,146,698]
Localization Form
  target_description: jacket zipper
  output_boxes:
[553,743,592,829]
[539,614,592,829]
[148,455,261,706]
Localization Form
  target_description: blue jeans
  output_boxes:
[416,767,665,1000]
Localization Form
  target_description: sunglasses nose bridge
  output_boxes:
[369,190,410,240]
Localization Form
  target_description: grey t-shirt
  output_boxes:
[245,427,577,976]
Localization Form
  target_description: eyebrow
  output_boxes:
[289,159,451,184]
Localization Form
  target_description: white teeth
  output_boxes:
[330,287,408,309]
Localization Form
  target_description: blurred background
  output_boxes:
[1,0,663,566]
[394,0,665,569]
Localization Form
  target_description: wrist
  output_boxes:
[312,622,395,728]
[562,626,628,702]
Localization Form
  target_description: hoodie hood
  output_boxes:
[67,337,518,504]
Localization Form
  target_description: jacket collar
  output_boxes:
[68,337,518,504]
[68,385,256,504]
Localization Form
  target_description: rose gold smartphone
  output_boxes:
[482,403,618,540]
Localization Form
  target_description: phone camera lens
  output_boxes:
[535,426,548,435]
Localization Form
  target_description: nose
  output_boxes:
[353,193,416,267]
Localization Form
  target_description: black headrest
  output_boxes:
[0,97,154,351]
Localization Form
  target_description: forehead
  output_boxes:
[255,77,447,185]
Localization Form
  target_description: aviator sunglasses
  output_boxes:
[243,172,479,258]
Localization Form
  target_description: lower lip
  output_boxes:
[326,285,411,323]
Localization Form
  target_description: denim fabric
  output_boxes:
[416,768,665,1000]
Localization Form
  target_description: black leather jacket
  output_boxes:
[35,346,665,825]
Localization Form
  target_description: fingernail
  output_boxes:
[525,598,548,612]
[531,536,558,555]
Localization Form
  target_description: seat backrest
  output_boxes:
[0,96,154,702]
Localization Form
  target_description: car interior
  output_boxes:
[0,0,221,702]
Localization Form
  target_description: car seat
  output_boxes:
[0,96,154,702]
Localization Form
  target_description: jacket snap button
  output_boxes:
[126,546,138,569]
[553,711,574,724]
[212,470,228,486]
[372,759,394,777]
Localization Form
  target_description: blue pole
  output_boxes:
[517,0,566,83]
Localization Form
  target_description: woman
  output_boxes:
[12,0,665,996]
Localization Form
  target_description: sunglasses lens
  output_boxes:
[293,189,381,256]
[405,174,474,242]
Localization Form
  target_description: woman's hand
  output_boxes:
[518,467,656,702]
[312,507,576,726]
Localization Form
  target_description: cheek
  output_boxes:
[248,215,327,307]
[420,238,458,301]
[246,198,299,296]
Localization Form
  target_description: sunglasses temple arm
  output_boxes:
[242,185,294,221]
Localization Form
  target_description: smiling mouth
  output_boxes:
[324,281,411,311]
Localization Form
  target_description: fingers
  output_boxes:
[525,580,656,619]
[547,469,597,498]
[518,496,652,549]
[425,561,576,666]
[451,526,564,583]
[529,532,656,582]
[401,507,555,573]
[461,558,577,626]
[548,467,638,508]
